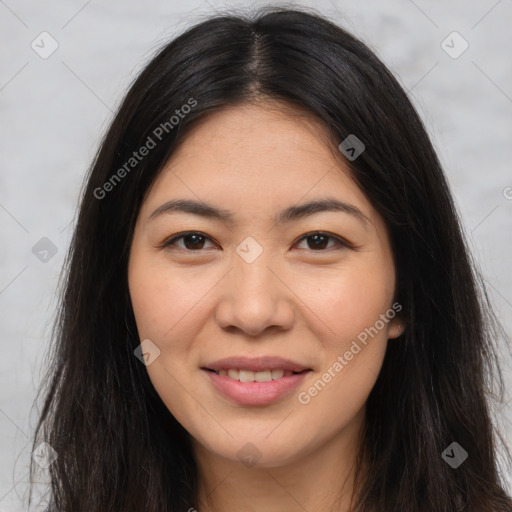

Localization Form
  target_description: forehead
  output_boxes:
[141,102,374,225]
[169,102,338,171]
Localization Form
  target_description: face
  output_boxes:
[128,102,403,468]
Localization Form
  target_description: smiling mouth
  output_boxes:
[202,365,312,405]
[203,368,309,382]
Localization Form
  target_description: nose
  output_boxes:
[214,252,295,337]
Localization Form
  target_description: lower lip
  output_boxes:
[203,369,310,406]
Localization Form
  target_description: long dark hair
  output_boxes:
[29,6,512,511]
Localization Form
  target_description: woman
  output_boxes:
[30,6,512,511]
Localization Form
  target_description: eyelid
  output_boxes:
[160,231,218,251]
[160,230,356,252]
[292,231,356,251]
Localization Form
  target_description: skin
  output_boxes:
[128,102,404,512]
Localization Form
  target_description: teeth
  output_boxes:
[214,368,297,382]
[271,369,284,379]
[239,369,254,382]
[255,370,272,382]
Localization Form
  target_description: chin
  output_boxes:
[197,433,311,469]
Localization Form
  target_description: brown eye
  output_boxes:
[163,232,216,251]
[162,231,352,253]
[295,232,348,251]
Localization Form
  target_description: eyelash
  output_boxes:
[160,231,354,253]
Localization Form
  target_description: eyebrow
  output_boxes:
[148,197,370,227]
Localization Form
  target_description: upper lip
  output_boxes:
[203,356,311,373]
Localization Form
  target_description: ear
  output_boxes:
[387,315,405,340]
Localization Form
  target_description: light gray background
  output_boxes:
[1,0,511,510]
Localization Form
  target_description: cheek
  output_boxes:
[301,261,395,346]
[128,254,209,423]
[293,283,390,431]
[292,259,394,409]
[129,254,209,342]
